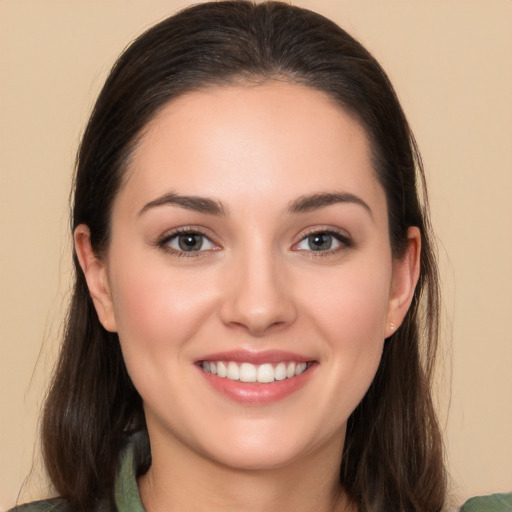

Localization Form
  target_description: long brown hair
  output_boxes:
[42,2,445,510]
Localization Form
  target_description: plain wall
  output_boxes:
[1,1,511,509]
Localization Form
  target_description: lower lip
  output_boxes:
[198,364,316,404]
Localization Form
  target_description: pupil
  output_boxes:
[179,234,202,251]
[309,233,331,251]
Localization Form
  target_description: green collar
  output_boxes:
[113,431,151,512]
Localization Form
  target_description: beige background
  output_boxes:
[1,1,511,509]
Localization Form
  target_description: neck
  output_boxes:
[138,428,355,512]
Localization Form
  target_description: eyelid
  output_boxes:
[292,226,353,253]
[156,226,221,256]
[154,225,352,257]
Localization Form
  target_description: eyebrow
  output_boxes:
[137,190,372,218]
[137,192,227,217]
[288,192,373,218]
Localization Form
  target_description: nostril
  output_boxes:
[219,260,298,333]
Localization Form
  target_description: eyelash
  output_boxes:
[293,228,353,257]
[156,227,352,258]
[157,227,219,258]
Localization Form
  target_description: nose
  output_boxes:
[219,246,298,336]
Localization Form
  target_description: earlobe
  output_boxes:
[385,226,421,338]
[74,225,117,332]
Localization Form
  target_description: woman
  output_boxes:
[9,2,508,511]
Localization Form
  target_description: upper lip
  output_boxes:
[196,349,314,365]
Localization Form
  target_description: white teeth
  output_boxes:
[217,361,227,378]
[295,362,307,375]
[274,362,287,381]
[257,364,274,383]
[227,361,240,380]
[239,362,257,382]
[201,360,309,383]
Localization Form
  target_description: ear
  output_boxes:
[74,224,117,332]
[385,226,421,338]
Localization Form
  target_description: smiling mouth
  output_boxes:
[200,361,311,383]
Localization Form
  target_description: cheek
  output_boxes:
[296,257,391,411]
[107,256,218,370]
[302,256,391,344]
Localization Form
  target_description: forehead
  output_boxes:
[119,82,386,218]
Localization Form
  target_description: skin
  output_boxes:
[75,82,420,512]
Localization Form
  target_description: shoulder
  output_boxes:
[461,492,512,511]
[6,499,75,512]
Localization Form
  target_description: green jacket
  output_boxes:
[460,493,512,511]
[9,431,512,511]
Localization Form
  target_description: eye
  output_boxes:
[294,230,351,253]
[161,230,216,254]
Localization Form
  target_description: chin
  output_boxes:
[188,416,346,473]
[201,439,316,472]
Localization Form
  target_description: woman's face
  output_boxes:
[77,82,419,471]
